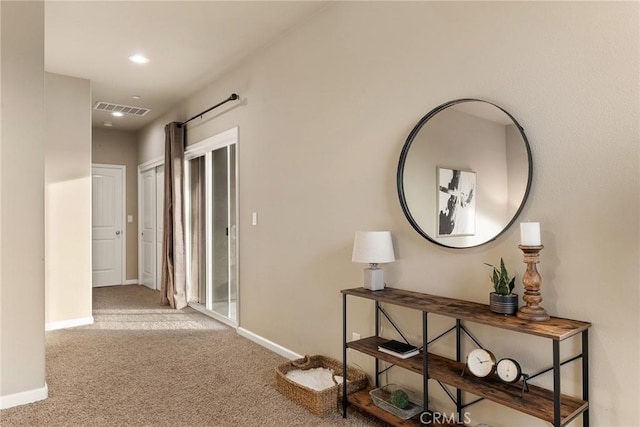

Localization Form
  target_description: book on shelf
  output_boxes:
[378,347,420,359]
[377,339,420,359]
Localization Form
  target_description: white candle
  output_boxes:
[520,222,541,246]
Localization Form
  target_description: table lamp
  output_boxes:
[352,231,395,291]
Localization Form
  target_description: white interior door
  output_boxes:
[140,168,156,289]
[92,165,124,287]
[155,165,164,290]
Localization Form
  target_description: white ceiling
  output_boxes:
[45,1,328,131]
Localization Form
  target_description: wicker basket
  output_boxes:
[275,355,368,417]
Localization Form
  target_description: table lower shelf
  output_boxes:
[347,387,462,427]
[347,336,588,426]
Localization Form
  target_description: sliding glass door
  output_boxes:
[185,131,237,324]
[211,146,236,319]
[187,156,206,306]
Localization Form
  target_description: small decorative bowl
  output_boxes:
[369,384,423,420]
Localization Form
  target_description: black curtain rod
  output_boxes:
[178,93,239,127]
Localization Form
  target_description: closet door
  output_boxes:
[155,165,164,290]
[140,168,156,289]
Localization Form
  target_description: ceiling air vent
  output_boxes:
[94,101,151,117]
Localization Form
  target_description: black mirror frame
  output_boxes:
[397,98,533,249]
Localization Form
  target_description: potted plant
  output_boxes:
[485,258,518,315]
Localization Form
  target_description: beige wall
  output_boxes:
[44,73,92,327]
[92,128,139,281]
[0,0,47,405]
[138,2,639,426]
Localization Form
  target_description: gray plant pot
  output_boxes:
[490,292,518,315]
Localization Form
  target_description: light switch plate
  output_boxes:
[127,215,133,223]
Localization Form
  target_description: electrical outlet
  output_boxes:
[351,332,361,341]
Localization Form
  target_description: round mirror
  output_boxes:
[397,99,532,248]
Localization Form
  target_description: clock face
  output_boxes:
[466,348,496,378]
[497,358,522,383]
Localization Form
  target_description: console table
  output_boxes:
[341,287,591,427]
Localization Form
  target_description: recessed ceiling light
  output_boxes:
[132,95,141,100]
[112,111,124,117]
[103,121,113,127]
[128,54,149,64]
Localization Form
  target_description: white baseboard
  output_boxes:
[45,316,94,331]
[237,327,303,360]
[0,383,48,409]
[124,279,138,285]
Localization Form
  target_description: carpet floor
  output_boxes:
[0,285,381,427]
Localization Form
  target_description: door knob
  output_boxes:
[116,230,121,235]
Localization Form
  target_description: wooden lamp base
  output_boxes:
[517,245,550,322]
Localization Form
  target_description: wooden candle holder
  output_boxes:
[517,245,550,322]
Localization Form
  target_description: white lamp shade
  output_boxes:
[352,231,395,264]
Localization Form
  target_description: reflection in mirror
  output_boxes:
[397,99,531,248]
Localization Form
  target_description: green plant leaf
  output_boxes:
[486,258,513,295]
[500,258,508,280]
